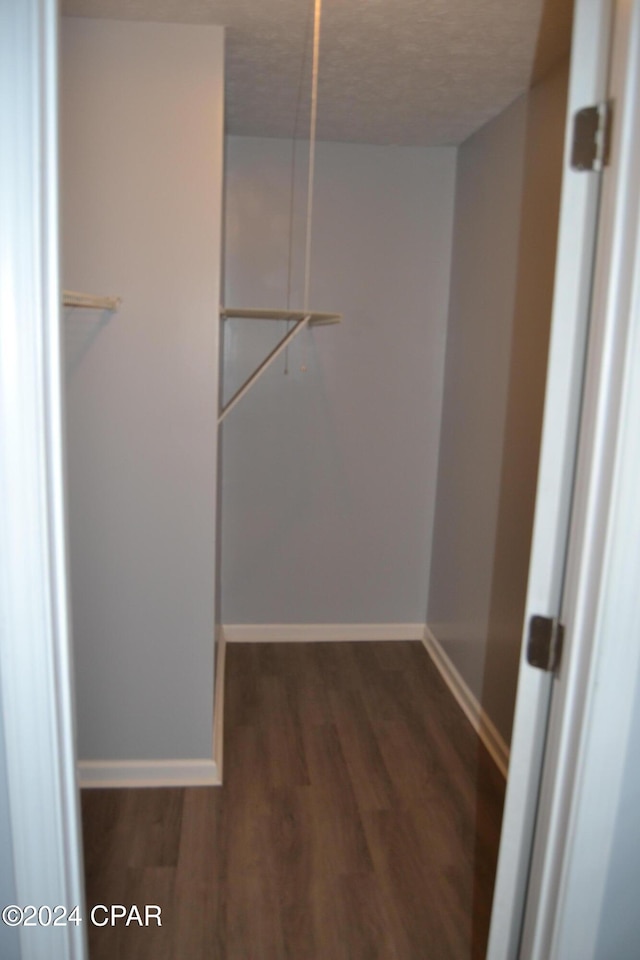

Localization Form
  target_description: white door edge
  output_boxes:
[0,2,87,958]
[521,0,640,955]
[487,0,615,957]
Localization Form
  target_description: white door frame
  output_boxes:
[490,0,640,956]
[0,1,87,958]
[520,0,640,954]
[487,0,614,953]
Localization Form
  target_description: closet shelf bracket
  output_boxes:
[63,290,122,312]
[218,307,342,424]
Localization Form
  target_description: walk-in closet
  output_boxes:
[60,1,574,956]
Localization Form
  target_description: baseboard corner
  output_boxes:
[422,625,509,778]
[213,625,227,784]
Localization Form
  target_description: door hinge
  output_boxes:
[571,101,613,172]
[527,615,564,674]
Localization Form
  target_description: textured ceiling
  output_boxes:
[61,0,574,146]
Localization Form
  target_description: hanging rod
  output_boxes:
[63,290,121,312]
[221,307,341,326]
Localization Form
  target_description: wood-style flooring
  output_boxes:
[81,641,505,959]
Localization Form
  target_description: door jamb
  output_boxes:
[0,2,87,957]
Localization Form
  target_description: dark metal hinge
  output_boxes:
[571,101,613,172]
[527,615,565,674]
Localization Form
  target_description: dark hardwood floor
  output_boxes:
[81,641,506,959]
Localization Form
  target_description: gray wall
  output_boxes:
[221,137,456,624]
[62,19,224,761]
[428,64,569,745]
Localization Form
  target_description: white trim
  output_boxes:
[213,626,227,783]
[78,635,227,790]
[223,623,425,643]
[78,759,220,789]
[422,628,510,779]
[79,631,227,790]
[0,2,87,957]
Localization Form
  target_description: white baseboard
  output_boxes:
[78,758,220,789]
[213,625,226,783]
[422,626,510,778]
[78,624,506,786]
[223,623,425,643]
[79,631,228,790]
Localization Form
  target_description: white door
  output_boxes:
[487,0,640,955]
[487,0,613,955]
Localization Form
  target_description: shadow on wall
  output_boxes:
[64,308,111,379]
[471,0,574,953]
[480,40,572,757]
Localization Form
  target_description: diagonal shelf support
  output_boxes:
[218,315,311,424]
[218,306,342,424]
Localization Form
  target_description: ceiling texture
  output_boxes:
[61,0,574,146]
